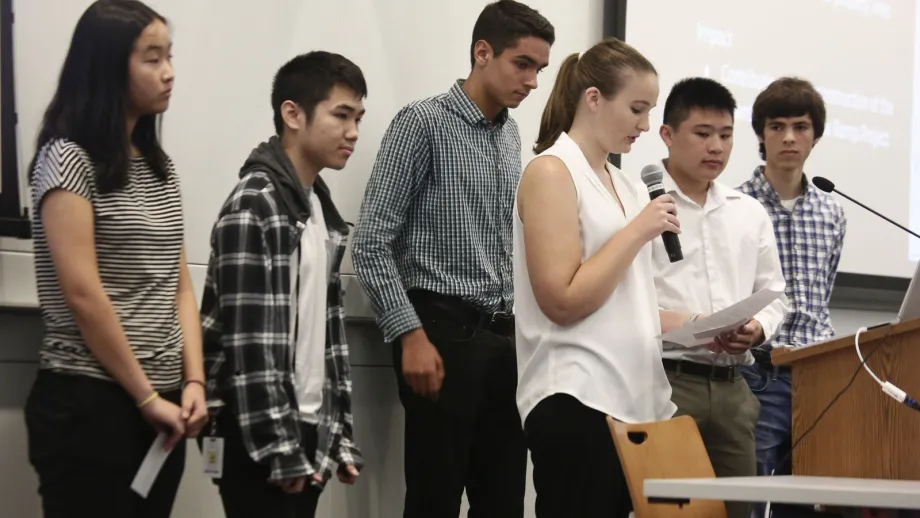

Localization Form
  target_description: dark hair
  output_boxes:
[663,77,737,130]
[271,51,368,135]
[752,77,826,160]
[31,0,169,194]
[534,37,656,155]
[469,0,555,68]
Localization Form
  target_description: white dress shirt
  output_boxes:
[647,161,789,366]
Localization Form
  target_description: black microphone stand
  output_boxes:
[832,189,920,240]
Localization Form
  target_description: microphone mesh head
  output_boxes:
[811,176,835,193]
[640,164,664,185]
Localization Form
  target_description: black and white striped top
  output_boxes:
[30,139,185,391]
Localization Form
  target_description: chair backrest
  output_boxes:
[608,415,726,518]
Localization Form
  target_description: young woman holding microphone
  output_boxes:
[514,37,689,518]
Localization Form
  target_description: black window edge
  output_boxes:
[0,0,28,239]
[603,0,627,169]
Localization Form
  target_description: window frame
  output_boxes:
[0,0,28,239]
[603,0,628,169]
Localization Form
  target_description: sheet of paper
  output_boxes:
[692,318,749,340]
[659,288,784,347]
[131,432,171,499]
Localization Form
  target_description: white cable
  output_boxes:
[765,475,773,517]
[854,326,882,385]
[855,326,907,404]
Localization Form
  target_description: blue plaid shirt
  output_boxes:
[738,166,846,348]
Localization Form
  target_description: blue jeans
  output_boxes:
[742,364,823,518]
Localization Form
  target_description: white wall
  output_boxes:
[0,0,604,309]
[0,1,601,517]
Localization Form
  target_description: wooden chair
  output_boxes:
[608,415,726,518]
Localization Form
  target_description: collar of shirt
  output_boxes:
[659,159,742,213]
[448,79,509,129]
[748,165,814,207]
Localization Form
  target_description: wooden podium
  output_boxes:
[771,318,920,480]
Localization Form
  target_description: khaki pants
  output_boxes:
[666,367,761,518]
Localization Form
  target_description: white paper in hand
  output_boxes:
[659,288,784,347]
[131,432,172,499]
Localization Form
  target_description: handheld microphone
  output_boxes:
[812,176,920,240]
[640,164,683,262]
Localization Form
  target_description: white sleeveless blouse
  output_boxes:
[513,132,676,424]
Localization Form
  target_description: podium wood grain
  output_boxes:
[772,319,920,480]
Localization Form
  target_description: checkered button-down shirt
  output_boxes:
[352,80,521,343]
[738,166,847,348]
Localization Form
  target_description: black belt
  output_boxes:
[663,358,739,382]
[407,289,515,338]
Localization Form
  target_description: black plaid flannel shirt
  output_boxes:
[200,171,363,484]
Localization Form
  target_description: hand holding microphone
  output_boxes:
[639,165,683,262]
[630,192,681,243]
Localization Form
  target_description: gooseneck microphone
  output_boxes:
[812,176,920,240]
[640,164,683,262]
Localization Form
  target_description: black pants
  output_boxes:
[525,393,633,518]
[213,410,321,518]
[24,370,186,518]
[394,290,526,518]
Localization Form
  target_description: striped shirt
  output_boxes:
[738,166,846,348]
[30,139,185,390]
[352,80,521,343]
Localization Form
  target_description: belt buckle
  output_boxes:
[709,363,735,382]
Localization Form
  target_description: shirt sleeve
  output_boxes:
[330,283,364,472]
[31,140,96,208]
[351,106,431,343]
[752,209,790,346]
[826,206,847,304]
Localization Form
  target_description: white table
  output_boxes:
[644,476,920,510]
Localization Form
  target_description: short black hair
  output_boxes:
[663,77,737,130]
[470,0,555,68]
[271,51,367,135]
